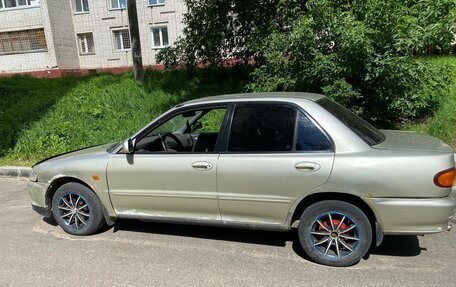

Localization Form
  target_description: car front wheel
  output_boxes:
[52,182,105,236]
[298,200,372,267]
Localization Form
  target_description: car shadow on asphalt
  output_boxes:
[111,219,423,260]
[112,219,294,247]
[369,235,424,257]
[43,216,58,226]
[291,235,423,263]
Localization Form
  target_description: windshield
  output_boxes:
[317,98,385,146]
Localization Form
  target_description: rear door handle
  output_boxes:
[192,161,213,171]
[295,162,321,172]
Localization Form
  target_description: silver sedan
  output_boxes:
[28,92,456,267]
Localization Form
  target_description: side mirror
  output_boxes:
[122,138,135,154]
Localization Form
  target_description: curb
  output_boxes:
[0,166,32,178]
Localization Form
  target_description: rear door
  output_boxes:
[217,102,335,225]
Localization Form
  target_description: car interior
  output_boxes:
[134,108,226,153]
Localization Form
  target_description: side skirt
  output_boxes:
[116,214,291,232]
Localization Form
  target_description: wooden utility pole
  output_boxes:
[127,0,145,85]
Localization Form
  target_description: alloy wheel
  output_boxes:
[57,193,91,230]
[309,212,360,258]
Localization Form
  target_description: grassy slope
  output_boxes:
[402,56,456,148]
[0,67,250,166]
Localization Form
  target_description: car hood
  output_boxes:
[373,130,454,153]
[33,143,114,166]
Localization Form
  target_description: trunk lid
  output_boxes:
[373,130,454,153]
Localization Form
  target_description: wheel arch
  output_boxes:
[45,176,93,208]
[45,176,115,226]
[290,192,383,246]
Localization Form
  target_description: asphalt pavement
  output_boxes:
[0,178,455,287]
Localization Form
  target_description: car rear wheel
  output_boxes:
[52,183,105,236]
[298,200,372,267]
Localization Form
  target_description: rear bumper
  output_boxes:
[363,195,456,235]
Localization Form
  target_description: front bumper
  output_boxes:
[363,195,456,235]
[28,180,51,217]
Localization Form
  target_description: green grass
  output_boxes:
[0,67,250,166]
[401,56,456,148]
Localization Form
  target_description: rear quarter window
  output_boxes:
[296,112,331,151]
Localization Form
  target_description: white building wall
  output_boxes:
[72,1,131,69]
[0,4,43,31]
[0,2,58,73]
[73,0,186,69]
[0,0,187,73]
[136,0,186,67]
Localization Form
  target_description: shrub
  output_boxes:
[158,0,455,125]
[247,0,453,125]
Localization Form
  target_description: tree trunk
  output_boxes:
[127,0,145,85]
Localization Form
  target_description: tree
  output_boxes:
[158,0,455,124]
[127,0,145,85]
[156,0,280,68]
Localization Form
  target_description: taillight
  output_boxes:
[434,167,456,188]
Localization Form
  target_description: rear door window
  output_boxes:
[227,103,332,153]
[228,104,296,152]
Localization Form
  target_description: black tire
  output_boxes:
[52,182,105,236]
[298,200,372,267]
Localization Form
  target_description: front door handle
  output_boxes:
[192,161,213,171]
[295,162,321,172]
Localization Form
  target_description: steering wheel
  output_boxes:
[162,133,185,151]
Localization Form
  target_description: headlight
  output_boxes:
[29,170,38,182]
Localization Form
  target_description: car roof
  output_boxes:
[179,92,326,107]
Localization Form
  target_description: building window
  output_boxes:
[110,0,126,10]
[0,0,40,10]
[73,0,89,13]
[0,28,47,55]
[113,29,131,51]
[77,33,94,55]
[151,26,169,48]
[148,0,165,6]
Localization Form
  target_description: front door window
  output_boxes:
[134,107,227,153]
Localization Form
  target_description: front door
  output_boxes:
[107,154,220,219]
[107,106,228,220]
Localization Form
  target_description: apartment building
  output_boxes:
[0,0,186,75]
